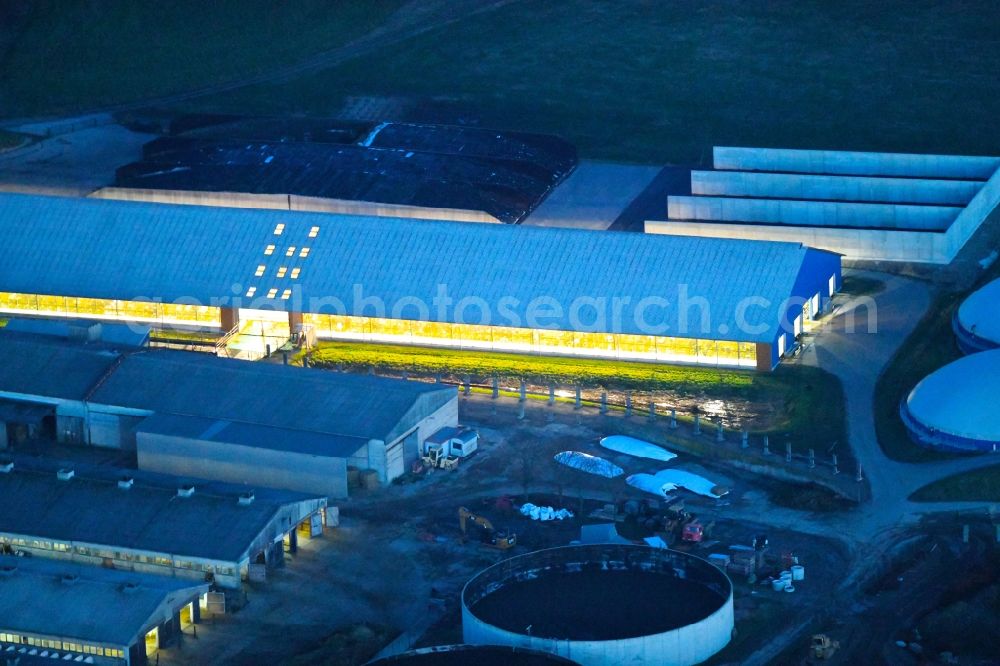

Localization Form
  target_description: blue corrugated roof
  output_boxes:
[0,193,836,343]
[91,349,455,444]
[0,331,454,445]
[0,554,207,646]
[136,412,368,458]
[0,333,120,401]
[0,456,323,565]
[3,317,150,347]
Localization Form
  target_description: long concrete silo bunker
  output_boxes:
[462,545,735,666]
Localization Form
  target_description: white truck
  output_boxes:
[423,426,479,460]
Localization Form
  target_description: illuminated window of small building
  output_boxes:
[264,244,275,256]
[281,289,292,300]
[308,226,320,238]
[267,288,278,299]
[245,287,257,297]
[299,247,310,258]
[254,265,266,277]
[290,268,301,279]
[273,223,285,235]
[276,266,287,278]
[285,246,296,257]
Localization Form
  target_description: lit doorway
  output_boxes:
[228,309,291,359]
[180,602,194,630]
[145,627,159,657]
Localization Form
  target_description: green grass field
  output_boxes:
[874,260,1000,463]
[304,341,845,450]
[307,341,756,391]
[910,465,1000,502]
[873,290,967,462]
[0,0,404,118]
[4,2,1000,162]
[149,328,221,343]
[183,1,1000,163]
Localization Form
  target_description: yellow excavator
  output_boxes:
[458,507,516,550]
[810,634,840,660]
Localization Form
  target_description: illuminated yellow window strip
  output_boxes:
[308,226,320,238]
[264,244,275,256]
[1,289,757,365]
[0,291,222,327]
[285,246,296,257]
[255,265,266,277]
[299,313,758,367]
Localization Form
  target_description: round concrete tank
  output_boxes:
[954,278,1000,354]
[902,349,1000,452]
[366,644,579,665]
[461,544,735,666]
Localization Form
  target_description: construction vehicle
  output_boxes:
[681,520,715,543]
[657,505,699,545]
[458,507,516,550]
[810,634,840,660]
[611,498,701,545]
[420,427,478,471]
[421,446,460,472]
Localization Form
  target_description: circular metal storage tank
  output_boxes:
[902,349,1000,452]
[461,544,735,666]
[954,278,1000,354]
[367,644,579,665]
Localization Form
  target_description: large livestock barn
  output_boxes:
[0,327,457,496]
[0,193,841,371]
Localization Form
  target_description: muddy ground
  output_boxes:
[150,403,855,665]
[22,398,993,665]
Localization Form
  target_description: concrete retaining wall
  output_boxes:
[667,195,958,230]
[690,170,981,205]
[944,163,1000,259]
[90,187,500,223]
[646,219,949,263]
[713,146,1000,178]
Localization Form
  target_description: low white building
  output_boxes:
[0,456,327,589]
[0,554,209,665]
[0,329,458,497]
